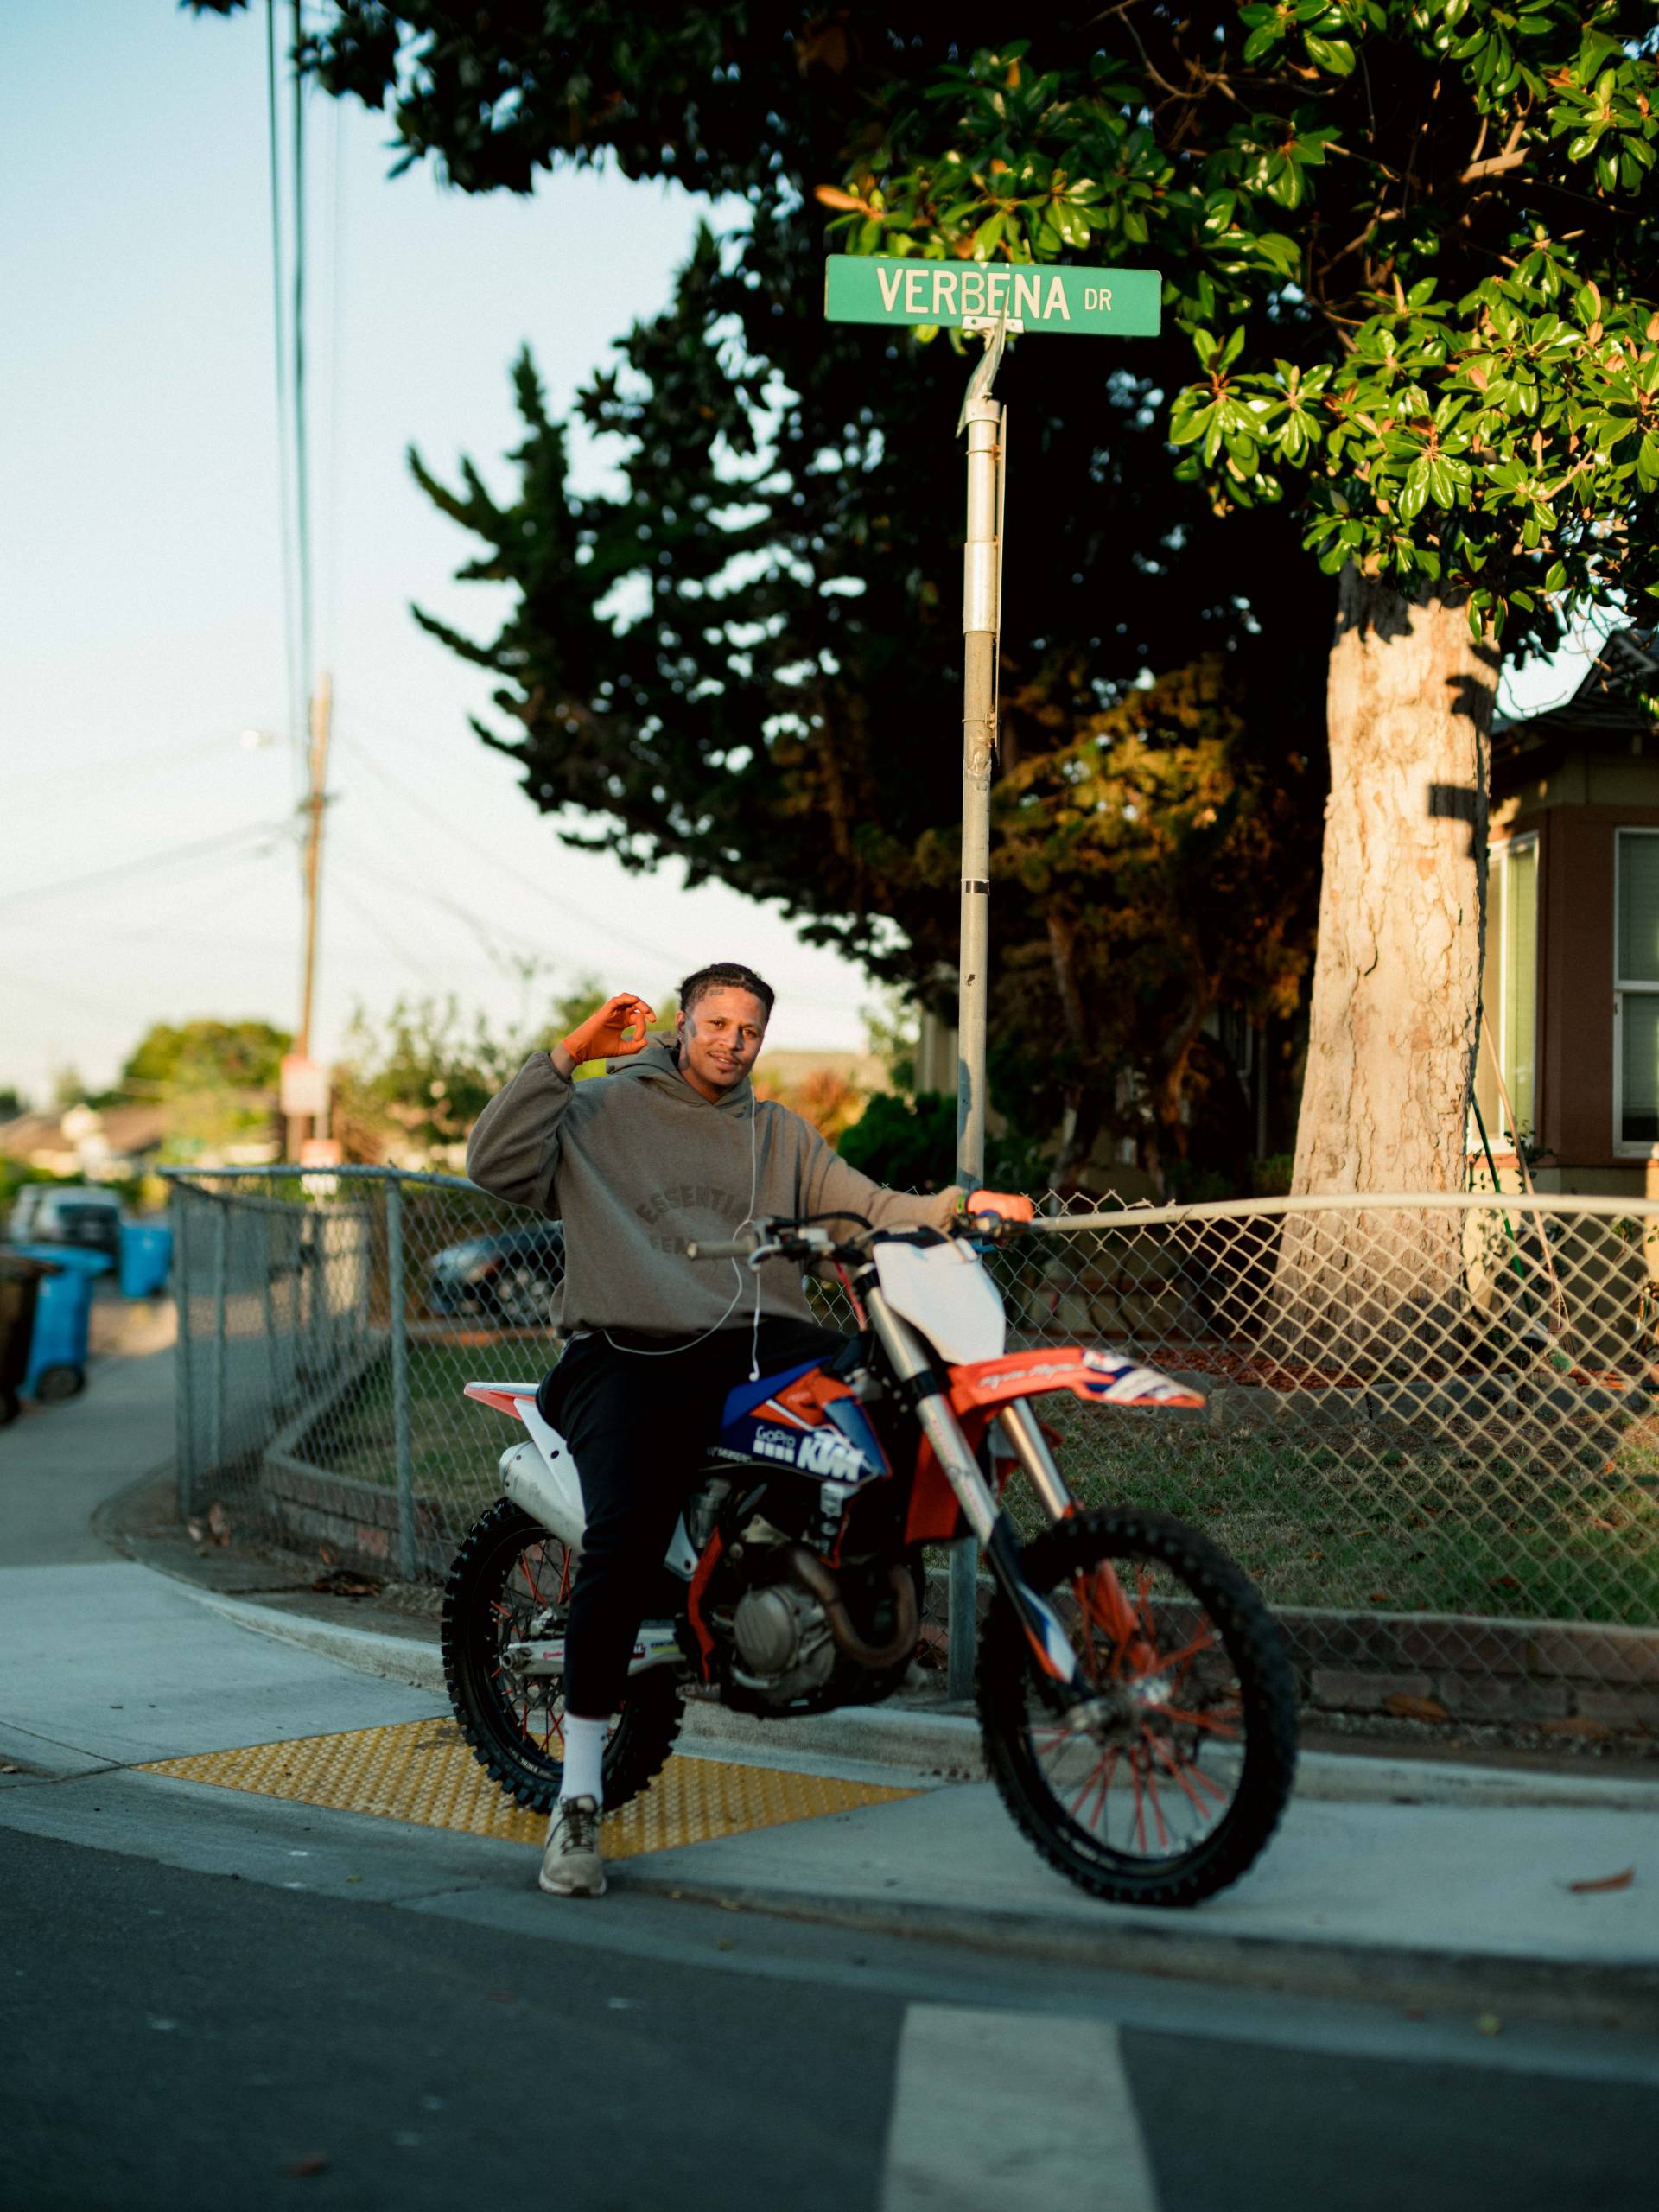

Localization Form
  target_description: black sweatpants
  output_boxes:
[537,1318,847,1718]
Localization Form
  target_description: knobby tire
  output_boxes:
[442,1497,683,1816]
[978,1507,1298,1907]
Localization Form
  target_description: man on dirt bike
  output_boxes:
[466,959,1032,1898]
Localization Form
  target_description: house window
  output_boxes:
[1616,829,1659,1151]
[1474,832,1538,1149]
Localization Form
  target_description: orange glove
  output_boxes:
[964,1188,1035,1224]
[560,993,658,1065]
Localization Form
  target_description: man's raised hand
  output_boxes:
[557,993,658,1071]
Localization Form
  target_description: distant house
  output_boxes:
[0,1101,168,1181]
[0,1092,282,1179]
[1482,628,1659,1198]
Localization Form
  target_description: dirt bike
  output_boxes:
[441,1211,1298,1906]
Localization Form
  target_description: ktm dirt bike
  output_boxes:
[441,1212,1298,1906]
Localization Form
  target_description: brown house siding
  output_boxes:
[1497,800,1659,1180]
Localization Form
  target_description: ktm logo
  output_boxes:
[753,1423,866,1479]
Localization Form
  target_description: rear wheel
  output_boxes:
[978,1508,1297,1907]
[35,1363,82,1403]
[442,1498,683,1815]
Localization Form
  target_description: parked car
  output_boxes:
[425,1225,565,1326]
[7,1185,124,1259]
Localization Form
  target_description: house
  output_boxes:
[1482,627,1659,1197]
[0,1101,168,1181]
[0,1092,282,1179]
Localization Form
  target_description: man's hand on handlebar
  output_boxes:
[963,1189,1036,1227]
[552,992,658,1077]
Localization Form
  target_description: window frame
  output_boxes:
[1613,825,1659,1159]
[1472,828,1540,1156]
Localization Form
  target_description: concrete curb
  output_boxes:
[162,1576,1659,1815]
[168,1586,450,1694]
[613,1864,1659,2034]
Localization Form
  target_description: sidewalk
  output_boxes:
[20,1339,1659,2029]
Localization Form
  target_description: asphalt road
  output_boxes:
[3,1766,1656,2212]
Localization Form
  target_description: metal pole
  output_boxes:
[289,669,333,1160]
[172,1185,195,1522]
[949,322,1007,1700]
[209,1202,228,1478]
[385,1179,416,1580]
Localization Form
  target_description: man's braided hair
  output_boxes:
[677,962,775,1020]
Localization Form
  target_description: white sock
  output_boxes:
[560,1714,607,1808]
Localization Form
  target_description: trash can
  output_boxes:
[13,1244,112,1403]
[119,1221,174,1300]
[0,1254,52,1424]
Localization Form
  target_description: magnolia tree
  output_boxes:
[836,4,1659,1196]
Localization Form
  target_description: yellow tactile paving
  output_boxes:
[138,1719,917,1859]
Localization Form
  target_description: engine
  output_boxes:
[712,1524,920,1713]
[729,1579,837,1702]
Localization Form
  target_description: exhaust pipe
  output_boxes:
[788,1548,918,1671]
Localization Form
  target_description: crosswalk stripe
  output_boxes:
[878,2004,1160,2212]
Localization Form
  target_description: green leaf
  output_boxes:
[1305,34,1356,75]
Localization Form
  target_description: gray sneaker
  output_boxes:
[539,1796,606,1897]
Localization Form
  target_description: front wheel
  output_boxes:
[978,1508,1297,1907]
[442,1498,683,1815]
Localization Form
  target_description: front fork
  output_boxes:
[866,1288,1088,1694]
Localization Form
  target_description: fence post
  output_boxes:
[172,1184,196,1521]
[209,1200,228,1478]
[385,1178,416,1579]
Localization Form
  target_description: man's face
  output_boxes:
[676,987,768,1096]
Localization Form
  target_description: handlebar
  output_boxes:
[683,1230,763,1262]
[684,1210,1039,1267]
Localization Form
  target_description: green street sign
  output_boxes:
[823,254,1160,338]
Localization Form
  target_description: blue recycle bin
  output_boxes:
[14,1244,112,1402]
[119,1222,173,1300]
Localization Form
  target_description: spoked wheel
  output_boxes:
[979,1507,1297,1907]
[441,1498,683,1815]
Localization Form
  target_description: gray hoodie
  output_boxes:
[465,1039,961,1335]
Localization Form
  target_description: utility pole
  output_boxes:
[286,670,333,1160]
[948,319,1007,1697]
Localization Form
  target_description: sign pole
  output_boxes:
[820,254,1160,1702]
[949,317,1007,1700]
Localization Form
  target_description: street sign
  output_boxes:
[823,254,1160,338]
[279,1054,329,1120]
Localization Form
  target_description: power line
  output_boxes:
[290,0,315,739]
[0,822,294,911]
[329,874,442,988]
[334,725,689,969]
[0,964,156,1027]
[321,86,346,676]
[264,0,303,806]
[335,843,556,969]
[337,720,871,1018]
[5,734,238,797]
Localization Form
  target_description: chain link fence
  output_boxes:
[166,1169,1659,1734]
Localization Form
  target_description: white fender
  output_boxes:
[494,1398,698,1580]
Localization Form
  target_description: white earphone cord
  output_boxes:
[602,1096,765,1377]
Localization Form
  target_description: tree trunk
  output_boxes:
[1274,569,1498,1368]
[1294,566,1497,1195]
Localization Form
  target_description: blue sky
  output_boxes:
[0,5,1599,1112]
[0,1,875,1107]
